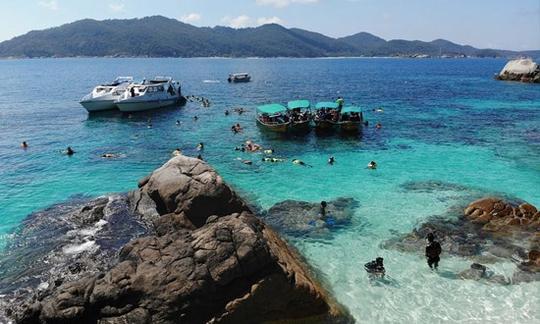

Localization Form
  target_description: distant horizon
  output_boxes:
[2,15,539,53]
[1,0,539,51]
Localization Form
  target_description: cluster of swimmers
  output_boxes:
[231,123,243,134]
[364,232,442,279]
[186,95,211,108]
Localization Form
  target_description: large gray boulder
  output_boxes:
[13,156,353,324]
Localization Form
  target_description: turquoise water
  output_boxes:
[1,58,539,322]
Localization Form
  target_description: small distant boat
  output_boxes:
[80,76,133,112]
[313,102,340,130]
[228,73,251,83]
[339,106,363,132]
[287,100,312,131]
[115,76,182,113]
[256,104,290,132]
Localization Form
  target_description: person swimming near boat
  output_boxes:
[292,159,312,167]
[176,120,181,126]
[264,149,274,155]
[364,120,369,127]
[234,146,246,152]
[328,156,335,165]
[425,233,442,270]
[365,257,385,278]
[234,107,246,115]
[373,107,384,113]
[262,157,285,163]
[245,140,261,152]
[367,161,377,169]
[21,141,28,149]
[197,142,204,151]
[65,146,75,156]
[375,122,382,129]
[172,148,182,156]
[225,110,230,116]
[101,153,123,159]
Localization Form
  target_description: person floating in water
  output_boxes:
[65,146,75,156]
[21,141,28,149]
[365,257,385,278]
[176,120,181,126]
[197,142,204,151]
[367,161,377,169]
[225,110,230,116]
[264,149,274,155]
[425,233,442,270]
[197,154,203,160]
[262,157,284,163]
[292,159,312,167]
[328,156,335,165]
[375,122,382,129]
[193,116,198,121]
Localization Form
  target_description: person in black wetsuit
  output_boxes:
[365,257,385,277]
[425,233,442,270]
[319,201,327,220]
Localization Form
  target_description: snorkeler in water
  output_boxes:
[292,159,312,167]
[197,142,204,151]
[65,146,75,156]
[365,257,385,278]
[328,156,335,165]
[21,141,28,149]
[367,161,377,169]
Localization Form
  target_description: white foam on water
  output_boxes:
[62,240,96,255]
[203,80,220,83]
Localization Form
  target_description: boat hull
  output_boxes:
[80,99,117,112]
[290,120,311,132]
[315,120,338,130]
[256,119,289,132]
[340,122,362,132]
[116,98,178,112]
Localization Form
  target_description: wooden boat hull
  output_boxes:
[315,120,338,130]
[256,119,289,132]
[340,121,361,132]
[290,120,311,132]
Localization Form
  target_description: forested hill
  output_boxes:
[0,16,537,58]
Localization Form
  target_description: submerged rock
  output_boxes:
[495,58,540,83]
[458,263,509,285]
[383,197,540,284]
[263,198,359,238]
[0,194,150,318]
[9,156,353,324]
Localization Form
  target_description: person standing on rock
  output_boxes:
[425,233,442,270]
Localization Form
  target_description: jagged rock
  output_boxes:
[458,263,509,285]
[495,58,540,83]
[11,156,353,324]
[263,198,359,238]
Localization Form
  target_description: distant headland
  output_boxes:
[0,16,538,59]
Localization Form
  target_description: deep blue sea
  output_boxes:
[0,58,539,322]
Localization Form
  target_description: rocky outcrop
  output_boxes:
[11,156,352,324]
[496,58,540,83]
[464,197,540,232]
[383,197,539,284]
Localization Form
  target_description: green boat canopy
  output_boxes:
[287,100,310,110]
[257,103,287,115]
[341,106,363,114]
[315,102,339,109]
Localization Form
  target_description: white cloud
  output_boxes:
[38,0,59,11]
[257,16,284,25]
[181,13,202,23]
[222,15,252,28]
[108,3,125,12]
[221,15,285,28]
[256,0,317,8]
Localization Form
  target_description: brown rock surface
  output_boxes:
[13,156,352,324]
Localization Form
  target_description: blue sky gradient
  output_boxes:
[1,0,539,50]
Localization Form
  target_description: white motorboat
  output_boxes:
[80,77,133,112]
[228,73,251,83]
[115,76,182,112]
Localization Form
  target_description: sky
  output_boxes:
[0,0,539,50]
